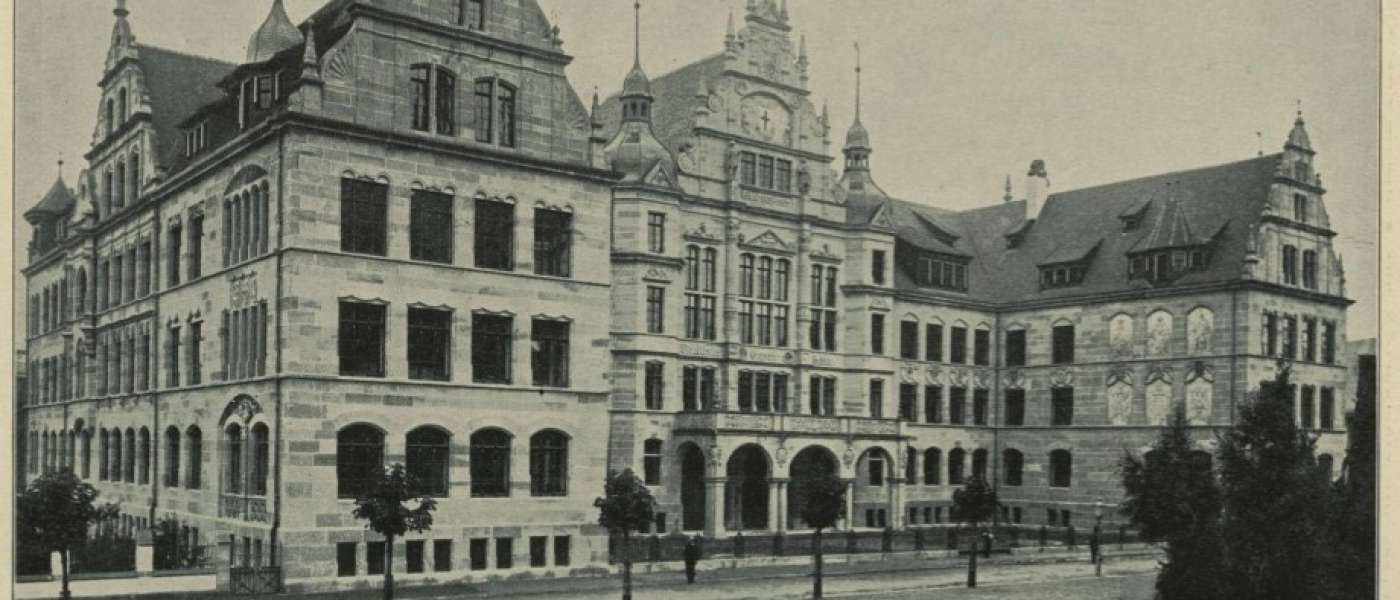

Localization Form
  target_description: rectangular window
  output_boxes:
[188,321,203,385]
[533,208,572,277]
[367,542,385,575]
[1006,330,1026,366]
[1320,387,1335,430]
[924,385,942,423]
[870,314,885,355]
[647,212,665,253]
[740,152,756,186]
[926,324,943,362]
[1282,315,1298,360]
[553,536,571,567]
[973,389,989,425]
[408,307,451,381]
[188,214,204,280]
[646,286,665,334]
[336,543,357,577]
[1300,385,1315,430]
[949,387,966,424]
[531,319,569,387]
[1052,325,1075,364]
[475,199,515,270]
[529,536,547,568]
[973,329,990,366]
[758,155,775,189]
[495,538,513,570]
[410,190,453,263]
[682,366,698,412]
[474,80,494,143]
[871,250,886,285]
[949,326,967,364]
[899,383,917,421]
[1052,387,1074,426]
[1322,321,1336,364]
[1264,312,1279,356]
[900,321,919,360]
[469,539,488,570]
[644,362,664,410]
[406,540,426,574]
[338,302,386,377]
[1294,193,1308,223]
[411,66,431,131]
[434,540,453,572]
[1303,317,1318,362]
[775,159,792,193]
[340,179,388,256]
[1005,389,1025,426]
[472,314,512,384]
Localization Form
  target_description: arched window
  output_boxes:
[406,426,450,498]
[642,438,663,485]
[972,449,988,481]
[164,426,180,487]
[923,447,941,485]
[112,428,124,482]
[948,448,965,485]
[185,426,203,489]
[1003,449,1024,486]
[81,429,92,479]
[336,424,384,498]
[138,427,151,485]
[252,423,270,496]
[1049,449,1072,488]
[99,429,110,480]
[530,430,568,497]
[470,428,511,497]
[224,424,244,494]
[905,447,918,483]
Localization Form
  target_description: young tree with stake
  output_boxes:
[18,470,118,600]
[797,472,847,599]
[594,469,655,600]
[351,464,437,600]
[952,475,997,588]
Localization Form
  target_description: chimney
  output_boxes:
[1025,159,1049,220]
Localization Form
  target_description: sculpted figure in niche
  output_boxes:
[1146,311,1173,358]
[1109,314,1134,356]
[1107,383,1133,426]
[1187,308,1215,355]
[1145,380,1173,426]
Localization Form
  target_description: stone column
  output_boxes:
[890,477,904,530]
[704,477,727,538]
[767,478,783,532]
[842,478,856,530]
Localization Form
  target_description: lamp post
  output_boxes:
[1093,498,1104,577]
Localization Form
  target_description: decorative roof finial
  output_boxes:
[781,0,789,21]
[114,0,129,18]
[633,1,641,69]
[1256,131,1263,157]
[1296,98,1303,120]
[853,41,862,124]
[58,157,65,178]
[1004,175,1013,202]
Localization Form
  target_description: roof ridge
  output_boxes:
[599,52,725,104]
[1047,153,1282,199]
[137,43,239,69]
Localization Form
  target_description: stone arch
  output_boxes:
[677,441,708,532]
[725,443,772,531]
[787,445,840,530]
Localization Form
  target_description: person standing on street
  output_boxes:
[683,535,702,584]
[1090,524,1102,576]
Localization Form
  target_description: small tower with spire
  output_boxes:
[1283,103,1316,186]
[105,0,139,72]
[843,42,872,175]
[603,1,674,184]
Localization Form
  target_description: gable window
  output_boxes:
[411,64,456,135]
[474,198,514,270]
[471,313,512,383]
[469,429,510,497]
[1293,193,1308,223]
[341,178,388,256]
[411,190,453,263]
[1052,324,1075,364]
[1004,389,1025,426]
[643,362,664,410]
[1039,264,1085,288]
[645,286,665,334]
[533,209,572,277]
[457,0,485,29]
[809,266,838,351]
[736,151,791,192]
[918,256,968,292]
[973,328,990,366]
[338,302,386,377]
[1005,329,1026,366]
[740,152,756,186]
[473,78,516,147]
[530,319,569,387]
[1281,245,1299,285]
[949,326,967,364]
[1051,387,1074,426]
[408,307,452,381]
[643,439,663,485]
[1301,250,1318,289]
[529,431,568,497]
[899,320,919,359]
[737,254,790,346]
[647,212,665,253]
[184,122,207,157]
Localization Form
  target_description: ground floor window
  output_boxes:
[336,543,357,577]
[406,540,425,573]
[470,538,488,570]
[495,537,513,569]
[530,536,547,567]
[554,536,571,566]
[434,540,453,572]
[367,541,385,575]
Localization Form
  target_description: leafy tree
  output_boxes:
[1218,366,1335,600]
[1120,406,1225,600]
[796,472,846,599]
[1329,353,1375,599]
[17,469,118,599]
[594,469,655,600]
[952,475,997,587]
[351,464,437,600]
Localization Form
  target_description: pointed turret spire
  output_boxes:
[247,0,304,64]
[1285,101,1313,154]
[797,33,809,82]
[1004,175,1013,202]
[633,1,641,69]
[854,42,862,124]
[843,42,872,173]
[300,18,322,82]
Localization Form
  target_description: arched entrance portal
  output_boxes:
[679,443,707,532]
[787,446,840,530]
[725,444,770,531]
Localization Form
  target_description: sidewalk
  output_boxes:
[72,544,1161,600]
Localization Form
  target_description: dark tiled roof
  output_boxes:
[136,46,238,169]
[597,54,726,152]
[25,176,76,220]
[1129,197,1209,252]
[891,153,1282,303]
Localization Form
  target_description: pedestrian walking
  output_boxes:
[683,535,702,584]
[1090,524,1102,577]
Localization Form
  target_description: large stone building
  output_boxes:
[20,0,1355,591]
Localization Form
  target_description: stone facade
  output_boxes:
[19,0,1357,592]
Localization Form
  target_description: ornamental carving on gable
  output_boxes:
[1105,365,1135,387]
[738,229,792,254]
[974,369,992,389]
[810,243,841,263]
[685,222,723,244]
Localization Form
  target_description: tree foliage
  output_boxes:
[797,473,846,532]
[594,468,656,537]
[351,463,437,600]
[1120,406,1225,600]
[1218,366,1336,600]
[952,476,998,528]
[18,470,118,599]
[1329,354,1375,599]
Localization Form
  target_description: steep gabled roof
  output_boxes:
[25,176,77,221]
[136,45,238,169]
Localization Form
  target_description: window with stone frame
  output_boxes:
[457,0,485,29]
[472,78,516,147]
[683,245,718,340]
[1003,449,1024,486]
[185,426,203,489]
[1005,328,1026,366]
[918,255,968,292]
[533,208,572,277]
[871,250,886,285]
[470,429,511,497]
[926,323,943,362]
[948,386,966,424]
[973,328,990,366]
[1281,314,1298,360]
[1263,311,1279,356]
[1004,388,1025,426]
[869,378,884,418]
[643,439,663,485]
[433,540,452,572]
[338,302,386,377]
[529,430,568,497]
[1051,324,1075,364]
[1294,193,1308,223]
[1281,244,1299,285]
[949,326,967,364]
[340,178,388,256]
[870,313,885,355]
[474,198,514,270]
[337,543,357,577]
[251,423,269,495]
[188,319,203,384]
[1051,387,1074,426]
[923,447,941,484]
[408,307,452,381]
[224,424,244,494]
[1302,250,1318,290]
[647,212,666,253]
[899,383,918,421]
[1300,385,1316,430]
[530,319,569,387]
[643,361,664,410]
[471,313,512,383]
[948,448,965,485]
[410,189,454,263]
[681,365,717,412]
[645,286,665,334]
[336,424,383,498]
[973,389,989,425]
[1322,321,1336,364]
[410,64,456,135]
[809,265,838,351]
[1320,387,1336,430]
[924,385,942,423]
[809,375,837,416]
[900,320,919,359]
[736,370,788,413]
[737,254,790,346]
[1303,317,1318,362]
[1049,449,1072,487]
[188,211,204,280]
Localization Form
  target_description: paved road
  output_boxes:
[830,572,1155,600]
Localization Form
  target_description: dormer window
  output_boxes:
[185,122,208,157]
[1129,246,1209,284]
[457,0,485,30]
[1039,264,1085,289]
[1119,200,1151,232]
[239,73,281,129]
[917,255,968,292]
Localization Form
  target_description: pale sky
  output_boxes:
[13,0,1380,340]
